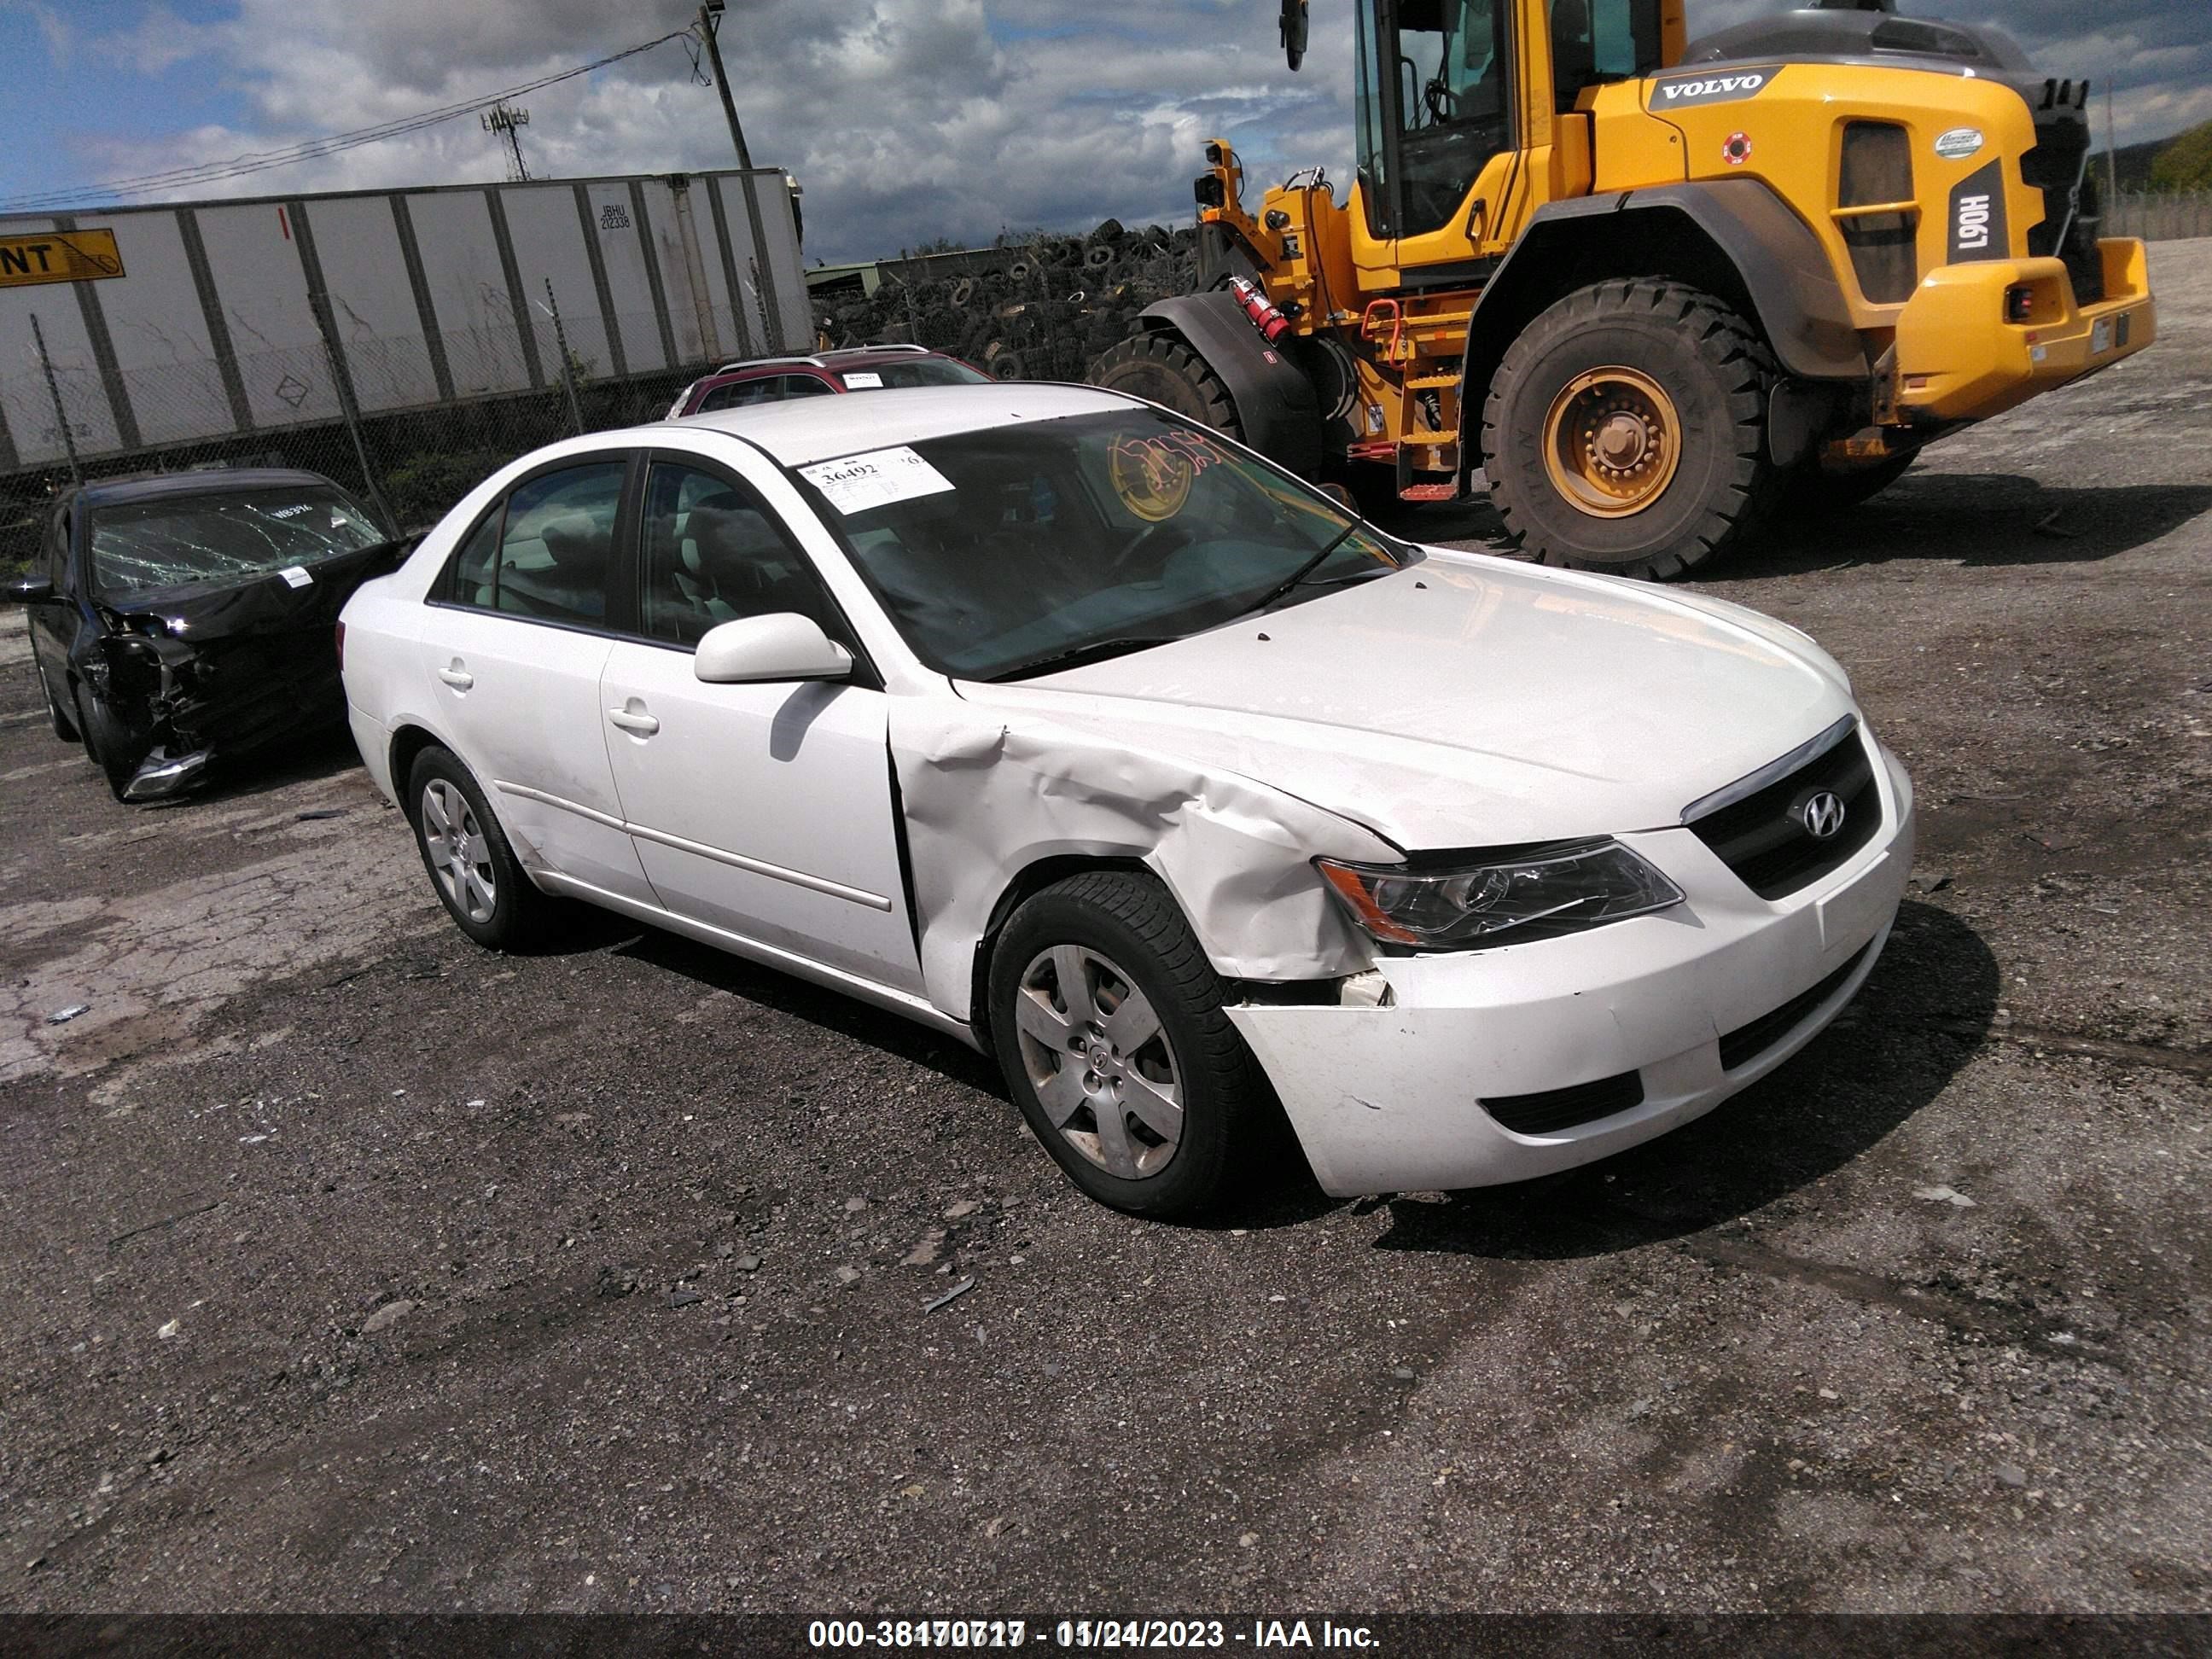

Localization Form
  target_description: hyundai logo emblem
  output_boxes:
[1797,790,1848,841]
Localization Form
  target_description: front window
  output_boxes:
[637,459,846,648]
[788,409,1401,681]
[835,358,991,391]
[89,485,387,599]
[1394,0,1512,237]
[1354,0,1393,237]
[443,459,626,624]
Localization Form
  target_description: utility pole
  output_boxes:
[481,100,532,183]
[696,1,754,170]
[2104,81,2121,209]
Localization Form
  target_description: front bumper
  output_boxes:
[1229,746,1915,1196]
[1895,239,2156,424]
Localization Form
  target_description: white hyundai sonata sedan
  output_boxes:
[338,383,1912,1217]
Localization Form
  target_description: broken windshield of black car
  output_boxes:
[90,488,388,599]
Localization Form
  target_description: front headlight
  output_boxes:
[1316,840,1685,951]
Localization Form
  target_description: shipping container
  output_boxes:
[0,168,808,474]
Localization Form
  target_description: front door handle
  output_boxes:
[607,707,661,736]
[439,662,474,690]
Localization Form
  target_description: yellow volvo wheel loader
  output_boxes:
[1091,0,2157,579]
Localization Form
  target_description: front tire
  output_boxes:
[44,669,79,742]
[1483,279,1779,581]
[987,871,1268,1219]
[73,686,139,801]
[405,746,558,951]
[1090,332,1241,437]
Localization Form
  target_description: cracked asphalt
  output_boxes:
[0,242,2206,1618]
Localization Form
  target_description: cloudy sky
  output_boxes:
[1,0,2204,264]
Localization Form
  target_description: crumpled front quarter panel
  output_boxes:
[889,699,1397,1024]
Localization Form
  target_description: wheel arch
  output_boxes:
[387,721,448,824]
[1458,182,1869,479]
[1122,293,1325,475]
[967,853,1159,1057]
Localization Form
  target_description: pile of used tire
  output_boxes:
[812,220,1200,381]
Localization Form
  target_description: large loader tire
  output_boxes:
[1090,333,1242,438]
[1482,279,1780,582]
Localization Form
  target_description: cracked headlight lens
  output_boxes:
[1316,840,1684,950]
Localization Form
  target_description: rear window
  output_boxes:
[90,486,387,598]
[837,358,991,391]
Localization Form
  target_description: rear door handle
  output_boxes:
[607,707,660,736]
[439,664,474,690]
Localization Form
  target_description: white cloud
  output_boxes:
[46,0,2212,262]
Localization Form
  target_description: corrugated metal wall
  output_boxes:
[0,169,807,472]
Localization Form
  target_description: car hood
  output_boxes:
[96,539,408,639]
[953,551,1859,851]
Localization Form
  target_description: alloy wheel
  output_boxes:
[420,778,498,924]
[1014,944,1184,1180]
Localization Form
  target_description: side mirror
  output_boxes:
[694,612,853,685]
[3,574,54,604]
[1280,0,1308,71]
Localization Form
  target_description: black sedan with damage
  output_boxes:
[6,468,405,800]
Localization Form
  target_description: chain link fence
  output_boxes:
[2106,190,2212,243]
[2,284,769,569]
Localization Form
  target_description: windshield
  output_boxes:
[789,408,1401,680]
[90,486,387,598]
[835,358,991,390]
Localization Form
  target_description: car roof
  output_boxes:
[655,381,1143,466]
[707,346,954,380]
[78,468,341,508]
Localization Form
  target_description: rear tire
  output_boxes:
[405,746,559,951]
[987,871,1269,1220]
[1090,332,1242,437]
[1779,452,1914,515]
[1482,279,1779,581]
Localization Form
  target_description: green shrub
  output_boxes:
[382,448,512,531]
[2151,120,2212,192]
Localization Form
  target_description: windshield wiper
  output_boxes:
[1244,522,1367,617]
[983,635,1178,683]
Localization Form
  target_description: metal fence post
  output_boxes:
[307,294,399,532]
[28,313,81,486]
[747,259,775,358]
[544,280,585,434]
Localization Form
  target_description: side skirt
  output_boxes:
[531,869,983,1051]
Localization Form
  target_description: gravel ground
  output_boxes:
[0,242,2206,1619]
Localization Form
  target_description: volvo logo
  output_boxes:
[1796,791,1848,841]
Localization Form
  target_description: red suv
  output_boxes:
[665,345,992,418]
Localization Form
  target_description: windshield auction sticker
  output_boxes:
[800,446,956,515]
[1107,429,1223,522]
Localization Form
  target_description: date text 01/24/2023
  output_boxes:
[805,1619,1381,1649]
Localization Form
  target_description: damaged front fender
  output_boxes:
[891,700,1400,1024]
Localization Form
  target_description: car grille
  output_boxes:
[1685,723,1883,901]
[1481,1070,1645,1137]
[2021,100,2104,304]
[1718,941,1874,1073]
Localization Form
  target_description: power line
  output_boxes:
[0,29,692,213]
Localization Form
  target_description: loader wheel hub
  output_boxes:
[1543,368,1682,518]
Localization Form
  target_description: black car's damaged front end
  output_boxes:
[76,540,405,800]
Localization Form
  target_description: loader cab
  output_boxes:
[1349,0,1668,271]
